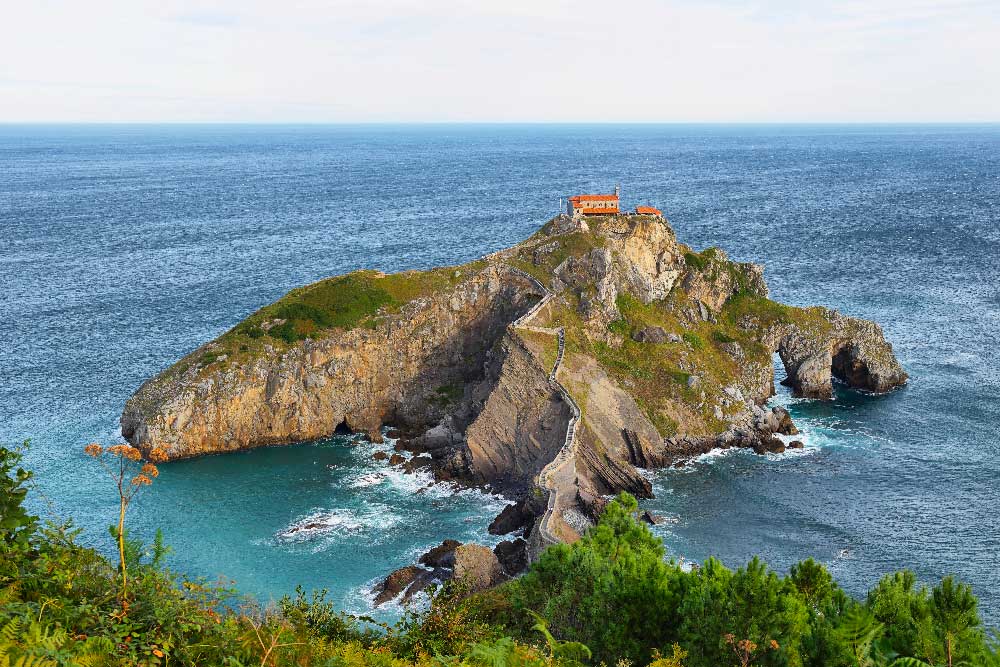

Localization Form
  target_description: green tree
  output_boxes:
[867,572,936,663]
[0,441,38,562]
[678,557,807,667]
[504,493,682,664]
[929,576,980,667]
[789,560,835,613]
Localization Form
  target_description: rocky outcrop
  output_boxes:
[488,501,533,535]
[124,212,907,568]
[771,310,908,399]
[448,332,571,493]
[373,565,431,606]
[681,247,768,311]
[122,265,541,460]
[373,540,506,606]
[419,539,461,568]
[453,543,506,592]
[632,326,681,344]
[494,538,529,576]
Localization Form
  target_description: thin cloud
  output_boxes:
[0,0,997,122]
[168,10,241,28]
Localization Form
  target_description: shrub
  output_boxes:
[681,332,703,350]
[0,441,37,561]
[711,330,737,345]
[2,443,997,667]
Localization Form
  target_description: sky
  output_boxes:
[1,0,998,123]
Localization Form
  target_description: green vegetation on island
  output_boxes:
[2,442,997,667]
[504,217,841,438]
[231,267,478,342]
[163,263,487,381]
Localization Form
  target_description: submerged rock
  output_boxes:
[403,455,433,474]
[640,510,666,525]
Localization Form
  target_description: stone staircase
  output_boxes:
[505,266,581,549]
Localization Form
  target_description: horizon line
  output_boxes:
[2,120,999,127]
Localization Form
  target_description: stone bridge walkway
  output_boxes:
[506,267,581,549]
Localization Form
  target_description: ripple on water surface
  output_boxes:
[2,124,998,622]
[131,430,511,616]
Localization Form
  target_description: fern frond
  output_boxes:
[887,658,932,667]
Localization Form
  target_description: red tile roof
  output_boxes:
[635,205,662,216]
[569,194,619,203]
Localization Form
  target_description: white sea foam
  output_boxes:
[276,504,404,547]
[694,446,741,464]
[348,471,387,488]
[276,509,365,541]
[339,426,513,516]
[343,577,433,619]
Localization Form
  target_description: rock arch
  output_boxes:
[774,312,908,399]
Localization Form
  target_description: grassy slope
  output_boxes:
[166,260,488,381]
[509,225,834,438]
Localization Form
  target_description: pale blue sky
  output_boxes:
[1,0,997,122]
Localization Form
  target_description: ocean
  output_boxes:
[1,124,997,621]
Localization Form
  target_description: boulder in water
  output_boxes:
[419,539,460,568]
[640,510,666,525]
[488,501,532,535]
[373,565,425,606]
[752,436,786,455]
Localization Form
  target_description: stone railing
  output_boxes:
[505,265,581,549]
[535,359,581,547]
[506,266,549,329]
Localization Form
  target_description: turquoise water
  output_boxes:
[1,124,997,620]
[149,430,509,613]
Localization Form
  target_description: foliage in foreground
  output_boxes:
[2,442,998,667]
[469,494,998,667]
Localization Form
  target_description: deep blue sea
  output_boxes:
[1,124,998,622]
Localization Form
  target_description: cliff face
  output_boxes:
[458,332,570,493]
[122,265,541,459]
[123,214,907,556]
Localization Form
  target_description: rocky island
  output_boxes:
[121,211,906,598]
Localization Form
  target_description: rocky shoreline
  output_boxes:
[122,213,906,604]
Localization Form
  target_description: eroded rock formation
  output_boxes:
[122,213,907,566]
[122,265,542,459]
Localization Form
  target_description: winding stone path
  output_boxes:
[506,267,581,549]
